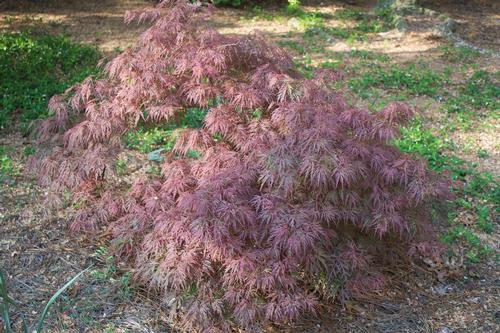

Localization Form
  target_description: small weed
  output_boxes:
[286,0,301,15]
[348,49,390,62]
[355,19,385,33]
[186,149,202,159]
[296,12,325,29]
[443,224,493,263]
[147,164,162,175]
[0,146,20,180]
[212,0,241,7]
[115,159,127,175]
[241,6,285,22]
[334,7,394,33]
[90,247,134,300]
[319,59,342,70]
[22,145,36,156]
[349,63,446,97]
[440,45,481,63]
[0,154,14,175]
[476,205,494,233]
[103,324,115,333]
[476,148,489,158]
[443,225,480,248]
[304,25,366,44]
[278,40,306,55]
[445,70,499,118]
[334,8,368,21]
[91,246,116,280]
[294,55,315,78]
[118,272,133,299]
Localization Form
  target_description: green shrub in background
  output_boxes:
[211,0,296,8]
[0,32,100,129]
[211,0,242,7]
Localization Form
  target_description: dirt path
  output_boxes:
[1,1,499,332]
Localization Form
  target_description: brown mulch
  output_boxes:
[1,1,499,332]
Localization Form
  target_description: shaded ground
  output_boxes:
[1,162,497,331]
[1,1,499,332]
[422,0,500,52]
[0,0,151,52]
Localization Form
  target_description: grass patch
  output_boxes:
[0,31,100,129]
[124,107,208,153]
[304,25,369,44]
[442,224,493,263]
[442,69,499,130]
[240,6,288,22]
[348,63,447,97]
[334,7,394,32]
[445,70,499,114]
[125,126,176,154]
[301,8,394,45]
[395,121,462,174]
[440,45,481,63]
[348,49,390,62]
[240,2,329,26]
[395,120,498,263]
[245,4,393,48]
[0,146,20,181]
[342,58,496,129]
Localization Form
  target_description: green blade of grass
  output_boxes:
[34,265,92,333]
[0,269,29,332]
[0,303,14,333]
[0,270,14,333]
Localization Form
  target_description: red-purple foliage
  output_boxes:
[30,1,451,331]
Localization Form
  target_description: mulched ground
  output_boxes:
[1,157,498,332]
[0,1,499,332]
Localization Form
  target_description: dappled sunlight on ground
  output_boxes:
[0,0,150,52]
[0,1,498,332]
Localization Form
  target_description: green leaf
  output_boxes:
[34,266,92,333]
[0,270,14,333]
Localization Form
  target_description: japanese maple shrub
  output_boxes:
[31,0,451,331]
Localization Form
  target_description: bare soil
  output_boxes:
[0,1,499,332]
